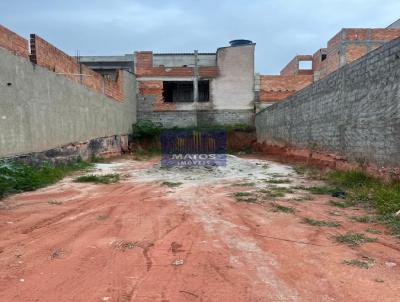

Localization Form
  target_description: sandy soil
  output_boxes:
[0,156,399,302]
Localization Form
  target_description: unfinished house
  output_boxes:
[257,21,400,110]
[135,41,255,127]
[82,40,256,128]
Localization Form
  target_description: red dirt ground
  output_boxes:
[0,157,399,302]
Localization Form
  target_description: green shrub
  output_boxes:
[132,120,163,139]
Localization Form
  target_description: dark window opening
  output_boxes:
[321,54,327,61]
[163,80,209,103]
[198,81,210,102]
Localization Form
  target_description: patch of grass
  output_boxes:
[48,200,63,206]
[372,183,400,215]
[271,203,295,214]
[233,192,257,203]
[305,186,337,195]
[293,165,324,179]
[236,197,258,203]
[376,214,400,237]
[259,187,293,198]
[328,200,356,208]
[365,227,382,234]
[302,217,340,227]
[75,174,120,184]
[293,165,307,175]
[335,232,377,246]
[265,178,292,184]
[343,259,373,269]
[234,192,253,197]
[235,182,256,187]
[327,170,379,189]
[350,215,378,223]
[0,159,92,199]
[161,181,183,188]
[295,167,400,237]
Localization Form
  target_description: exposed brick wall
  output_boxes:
[317,49,340,80]
[135,51,219,78]
[104,70,124,102]
[312,48,327,77]
[315,28,400,80]
[345,44,368,64]
[345,29,369,41]
[29,34,123,101]
[280,55,313,76]
[259,75,313,103]
[138,81,176,111]
[327,31,342,48]
[0,25,29,58]
[30,34,79,79]
[371,28,400,40]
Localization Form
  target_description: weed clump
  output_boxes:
[335,232,377,246]
[343,258,374,269]
[75,174,120,184]
[271,203,295,214]
[233,191,258,203]
[302,217,340,227]
[350,215,378,223]
[161,181,183,188]
[265,178,292,184]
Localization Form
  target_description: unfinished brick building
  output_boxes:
[257,20,400,110]
[82,40,256,127]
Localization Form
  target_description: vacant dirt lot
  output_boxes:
[0,156,399,302]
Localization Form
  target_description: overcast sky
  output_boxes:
[1,0,399,74]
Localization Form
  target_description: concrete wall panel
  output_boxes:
[0,48,137,158]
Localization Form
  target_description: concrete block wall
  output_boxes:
[138,110,254,128]
[0,47,137,158]
[255,37,400,167]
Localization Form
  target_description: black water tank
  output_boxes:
[229,39,253,46]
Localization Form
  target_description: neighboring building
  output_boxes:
[258,22,400,110]
[82,40,256,127]
[82,20,400,116]
[387,18,400,29]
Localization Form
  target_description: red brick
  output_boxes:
[0,24,29,58]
